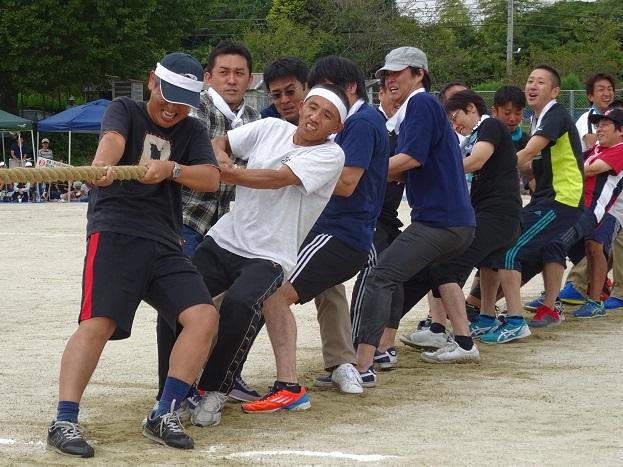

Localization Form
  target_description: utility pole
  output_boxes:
[506,0,514,77]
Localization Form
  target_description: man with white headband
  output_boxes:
[241,56,389,413]
[159,41,262,404]
[47,52,221,457]
[157,83,347,427]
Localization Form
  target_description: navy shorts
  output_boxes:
[495,198,583,279]
[289,230,369,304]
[567,213,619,264]
[79,232,213,340]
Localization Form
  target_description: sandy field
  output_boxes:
[1,202,622,466]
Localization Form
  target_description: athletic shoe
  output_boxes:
[417,316,432,331]
[559,282,586,305]
[190,391,228,427]
[480,319,531,344]
[143,400,194,449]
[359,367,377,388]
[399,328,447,350]
[373,347,398,370]
[572,299,607,318]
[241,384,310,413]
[528,305,562,328]
[313,373,334,388]
[465,302,480,323]
[604,296,623,311]
[469,316,500,338]
[47,420,94,458]
[421,338,480,364]
[523,291,544,311]
[331,363,364,394]
[229,374,262,402]
[176,395,200,424]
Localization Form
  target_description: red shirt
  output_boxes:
[583,142,623,208]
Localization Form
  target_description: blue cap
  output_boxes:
[156,52,204,108]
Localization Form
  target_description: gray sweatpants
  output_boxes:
[356,221,475,347]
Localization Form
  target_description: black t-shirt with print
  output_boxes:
[87,97,217,249]
[468,117,522,216]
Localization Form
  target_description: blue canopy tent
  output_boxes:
[37,99,111,164]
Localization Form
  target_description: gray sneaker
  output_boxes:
[421,338,480,364]
[190,391,228,427]
[400,328,447,350]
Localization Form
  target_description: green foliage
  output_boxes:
[561,73,582,90]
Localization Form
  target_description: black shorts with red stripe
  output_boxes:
[80,231,213,340]
[288,230,369,304]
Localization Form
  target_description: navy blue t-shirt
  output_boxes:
[87,97,217,249]
[313,104,389,252]
[396,92,475,227]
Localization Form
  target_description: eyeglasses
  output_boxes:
[269,88,299,100]
[449,110,459,123]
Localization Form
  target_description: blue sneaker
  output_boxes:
[480,319,531,344]
[373,347,398,370]
[604,296,623,311]
[559,282,586,305]
[469,315,500,338]
[572,299,606,318]
[523,292,544,311]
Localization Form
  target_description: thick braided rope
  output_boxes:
[0,166,147,184]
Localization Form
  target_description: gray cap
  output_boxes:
[375,47,428,78]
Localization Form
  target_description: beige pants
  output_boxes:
[314,284,356,370]
[565,228,623,298]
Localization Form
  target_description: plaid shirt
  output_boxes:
[182,91,260,235]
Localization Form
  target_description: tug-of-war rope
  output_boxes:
[0,166,147,184]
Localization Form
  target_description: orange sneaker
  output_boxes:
[241,384,311,413]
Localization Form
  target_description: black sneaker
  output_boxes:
[229,374,262,402]
[47,420,94,458]
[142,402,194,450]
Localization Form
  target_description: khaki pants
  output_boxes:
[315,284,356,370]
[565,228,623,298]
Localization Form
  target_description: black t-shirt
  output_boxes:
[468,117,522,215]
[87,97,217,249]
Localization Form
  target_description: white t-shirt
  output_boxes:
[208,118,345,275]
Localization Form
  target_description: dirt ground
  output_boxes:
[1,202,622,466]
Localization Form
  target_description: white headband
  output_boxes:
[155,63,204,93]
[305,88,348,123]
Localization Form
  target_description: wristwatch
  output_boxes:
[171,161,182,179]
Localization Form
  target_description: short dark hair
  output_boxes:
[608,99,623,111]
[308,56,368,103]
[308,83,350,112]
[534,64,561,88]
[264,57,309,91]
[493,85,526,109]
[444,89,489,116]
[439,81,467,103]
[206,40,252,74]
[585,72,616,96]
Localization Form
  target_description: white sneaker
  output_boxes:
[400,328,447,350]
[331,363,364,394]
[421,339,480,364]
[190,391,228,427]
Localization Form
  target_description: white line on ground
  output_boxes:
[220,450,400,462]
[0,439,16,445]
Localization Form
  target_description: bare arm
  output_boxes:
[91,131,126,187]
[583,133,598,150]
[517,135,550,168]
[584,159,613,177]
[388,153,421,181]
[464,141,495,173]
[220,164,301,189]
[211,135,234,168]
[332,166,365,197]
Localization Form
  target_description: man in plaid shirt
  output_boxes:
[181,40,260,255]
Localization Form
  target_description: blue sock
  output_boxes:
[154,377,190,418]
[57,401,79,423]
